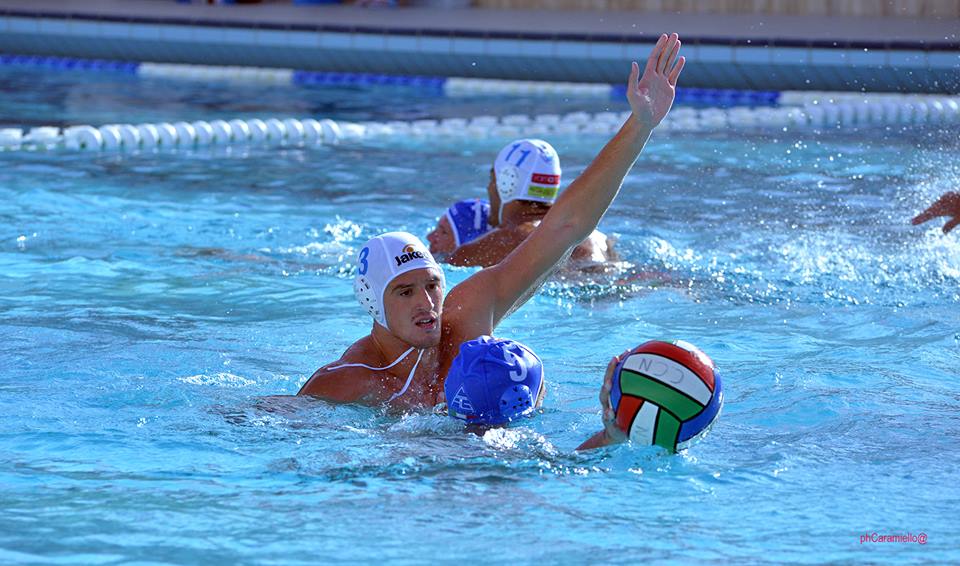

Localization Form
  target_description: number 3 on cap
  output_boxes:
[358,247,370,275]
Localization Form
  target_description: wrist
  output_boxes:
[622,115,655,146]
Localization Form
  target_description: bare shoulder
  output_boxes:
[442,266,498,338]
[444,269,492,316]
[297,337,387,403]
[299,365,378,402]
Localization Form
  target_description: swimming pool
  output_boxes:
[1,67,958,563]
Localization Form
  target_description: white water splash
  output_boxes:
[178,372,257,387]
[482,427,559,456]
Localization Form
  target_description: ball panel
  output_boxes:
[653,410,682,451]
[619,369,704,420]
[631,340,716,391]
[628,398,659,445]
[621,352,714,405]
[616,394,643,433]
[609,358,624,413]
[678,372,724,442]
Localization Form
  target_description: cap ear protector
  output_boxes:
[495,164,522,202]
[354,275,381,323]
[499,384,534,417]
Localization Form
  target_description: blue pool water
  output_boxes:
[1,67,959,563]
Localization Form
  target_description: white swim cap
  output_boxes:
[353,231,445,329]
[493,139,562,208]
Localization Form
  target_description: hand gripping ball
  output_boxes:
[610,340,723,452]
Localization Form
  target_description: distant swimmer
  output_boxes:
[425,198,492,256]
[298,34,686,409]
[912,191,960,234]
[426,138,618,269]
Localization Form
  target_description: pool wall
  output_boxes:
[0,1,957,93]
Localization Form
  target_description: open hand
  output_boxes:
[599,351,630,444]
[627,33,685,130]
[912,192,960,234]
[575,351,631,451]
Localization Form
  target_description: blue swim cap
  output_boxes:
[445,336,544,426]
[445,199,491,247]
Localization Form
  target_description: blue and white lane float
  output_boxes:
[1,93,958,152]
[0,54,139,73]
[1,54,778,105]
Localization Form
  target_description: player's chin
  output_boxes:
[411,333,441,349]
[409,322,441,349]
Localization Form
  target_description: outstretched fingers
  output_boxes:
[668,54,685,85]
[628,61,640,93]
[628,33,682,128]
[601,351,631,444]
[913,192,960,226]
[599,355,618,409]
[911,209,938,225]
[656,34,679,74]
[644,34,667,77]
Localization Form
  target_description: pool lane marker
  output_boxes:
[0,53,778,106]
[1,93,957,152]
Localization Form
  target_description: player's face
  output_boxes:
[383,267,444,349]
[426,216,456,255]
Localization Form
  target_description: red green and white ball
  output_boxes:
[610,340,723,452]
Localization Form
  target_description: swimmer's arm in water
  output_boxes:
[576,354,629,451]
[912,191,960,234]
[464,34,685,327]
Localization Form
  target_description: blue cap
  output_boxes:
[445,199,491,247]
[444,336,544,426]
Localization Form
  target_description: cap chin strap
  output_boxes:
[325,346,425,404]
[386,348,424,403]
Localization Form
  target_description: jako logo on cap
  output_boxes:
[395,244,426,267]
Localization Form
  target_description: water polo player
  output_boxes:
[298,34,686,408]
[426,198,492,256]
[436,138,617,269]
[443,336,546,426]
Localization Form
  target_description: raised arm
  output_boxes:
[470,33,685,326]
